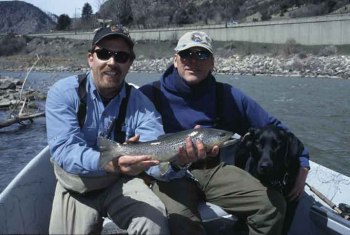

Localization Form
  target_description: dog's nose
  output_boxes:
[259,162,272,172]
[260,163,270,168]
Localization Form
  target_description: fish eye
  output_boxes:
[219,132,226,137]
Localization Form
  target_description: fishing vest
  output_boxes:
[53,73,133,194]
[77,73,132,143]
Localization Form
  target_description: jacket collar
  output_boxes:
[161,64,216,97]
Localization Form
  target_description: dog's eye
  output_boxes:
[255,142,263,149]
[270,140,281,151]
[271,143,277,150]
[254,138,266,149]
[273,141,284,151]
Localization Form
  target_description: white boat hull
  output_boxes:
[0,146,55,234]
[0,146,349,234]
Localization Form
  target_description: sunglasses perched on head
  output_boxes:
[92,48,131,63]
[178,49,211,61]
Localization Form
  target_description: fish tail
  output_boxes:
[97,136,121,167]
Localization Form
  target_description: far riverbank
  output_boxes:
[0,36,349,79]
[2,54,349,79]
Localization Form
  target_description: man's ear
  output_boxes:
[173,54,178,68]
[87,52,93,67]
[210,55,214,70]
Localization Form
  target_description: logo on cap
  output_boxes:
[110,25,118,32]
[191,33,203,43]
[191,32,211,46]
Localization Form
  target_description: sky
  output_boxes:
[1,0,99,18]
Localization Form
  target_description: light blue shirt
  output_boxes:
[46,71,171,177]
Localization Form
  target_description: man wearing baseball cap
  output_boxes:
[46,25,169,234]
[141,31,310,234]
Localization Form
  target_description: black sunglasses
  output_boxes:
[178,49,211,61]
[92,48,131,63]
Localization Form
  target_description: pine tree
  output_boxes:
[56,14,71,30]
[82,3,93,20]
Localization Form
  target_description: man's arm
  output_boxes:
[46,77,103,176]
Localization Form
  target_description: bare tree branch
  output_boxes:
[18,98,27,116]
[19,54,40,101]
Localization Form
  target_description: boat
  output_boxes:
[0,144,349,235]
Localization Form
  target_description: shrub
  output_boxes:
[0,33,27,56]
[281,38,299,57]
[318,45,338,56]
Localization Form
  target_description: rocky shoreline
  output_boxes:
[2,54,349,80]
[0,76,46,110]
[1,52,349,119]
[132,54,350,79]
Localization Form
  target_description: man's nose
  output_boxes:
[187,56,199,63]
[107,56,118,66]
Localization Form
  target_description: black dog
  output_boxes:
[234,125,305,234]
[234,125,304,195]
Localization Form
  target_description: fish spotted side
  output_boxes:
[98,127,239,167]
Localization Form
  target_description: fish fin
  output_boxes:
[159,162,171,176]
[97,136,121,167]
[222,133,242,147]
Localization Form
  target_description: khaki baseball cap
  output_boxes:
[174,31,213,54]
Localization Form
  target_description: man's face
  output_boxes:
[88,37,133,98]
[174,47,214,85]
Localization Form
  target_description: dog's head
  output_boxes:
[238,125,303,191]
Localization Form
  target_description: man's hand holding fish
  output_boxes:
[176,125,220,167]
[103,134,160,175]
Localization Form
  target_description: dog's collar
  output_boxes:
[267,172,289,193]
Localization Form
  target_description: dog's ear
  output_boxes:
[285,132,304,165]
[241,128,259,148]
[248,127,260,139]
[234,130,256,169]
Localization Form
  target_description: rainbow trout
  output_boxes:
[98,127,239,167]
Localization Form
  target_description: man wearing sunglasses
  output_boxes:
[140,31,310,235]
[46,25,169,234]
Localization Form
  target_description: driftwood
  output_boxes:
[0,101,24,108]
[0,55,43,129]
[0,112,45,129]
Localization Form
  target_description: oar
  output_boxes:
[305,182,349,220]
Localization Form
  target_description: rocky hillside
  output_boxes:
[99,0,350,28]
[1,0,350,34]
[0,1,55,34]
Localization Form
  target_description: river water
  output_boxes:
[0,71,349,193]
